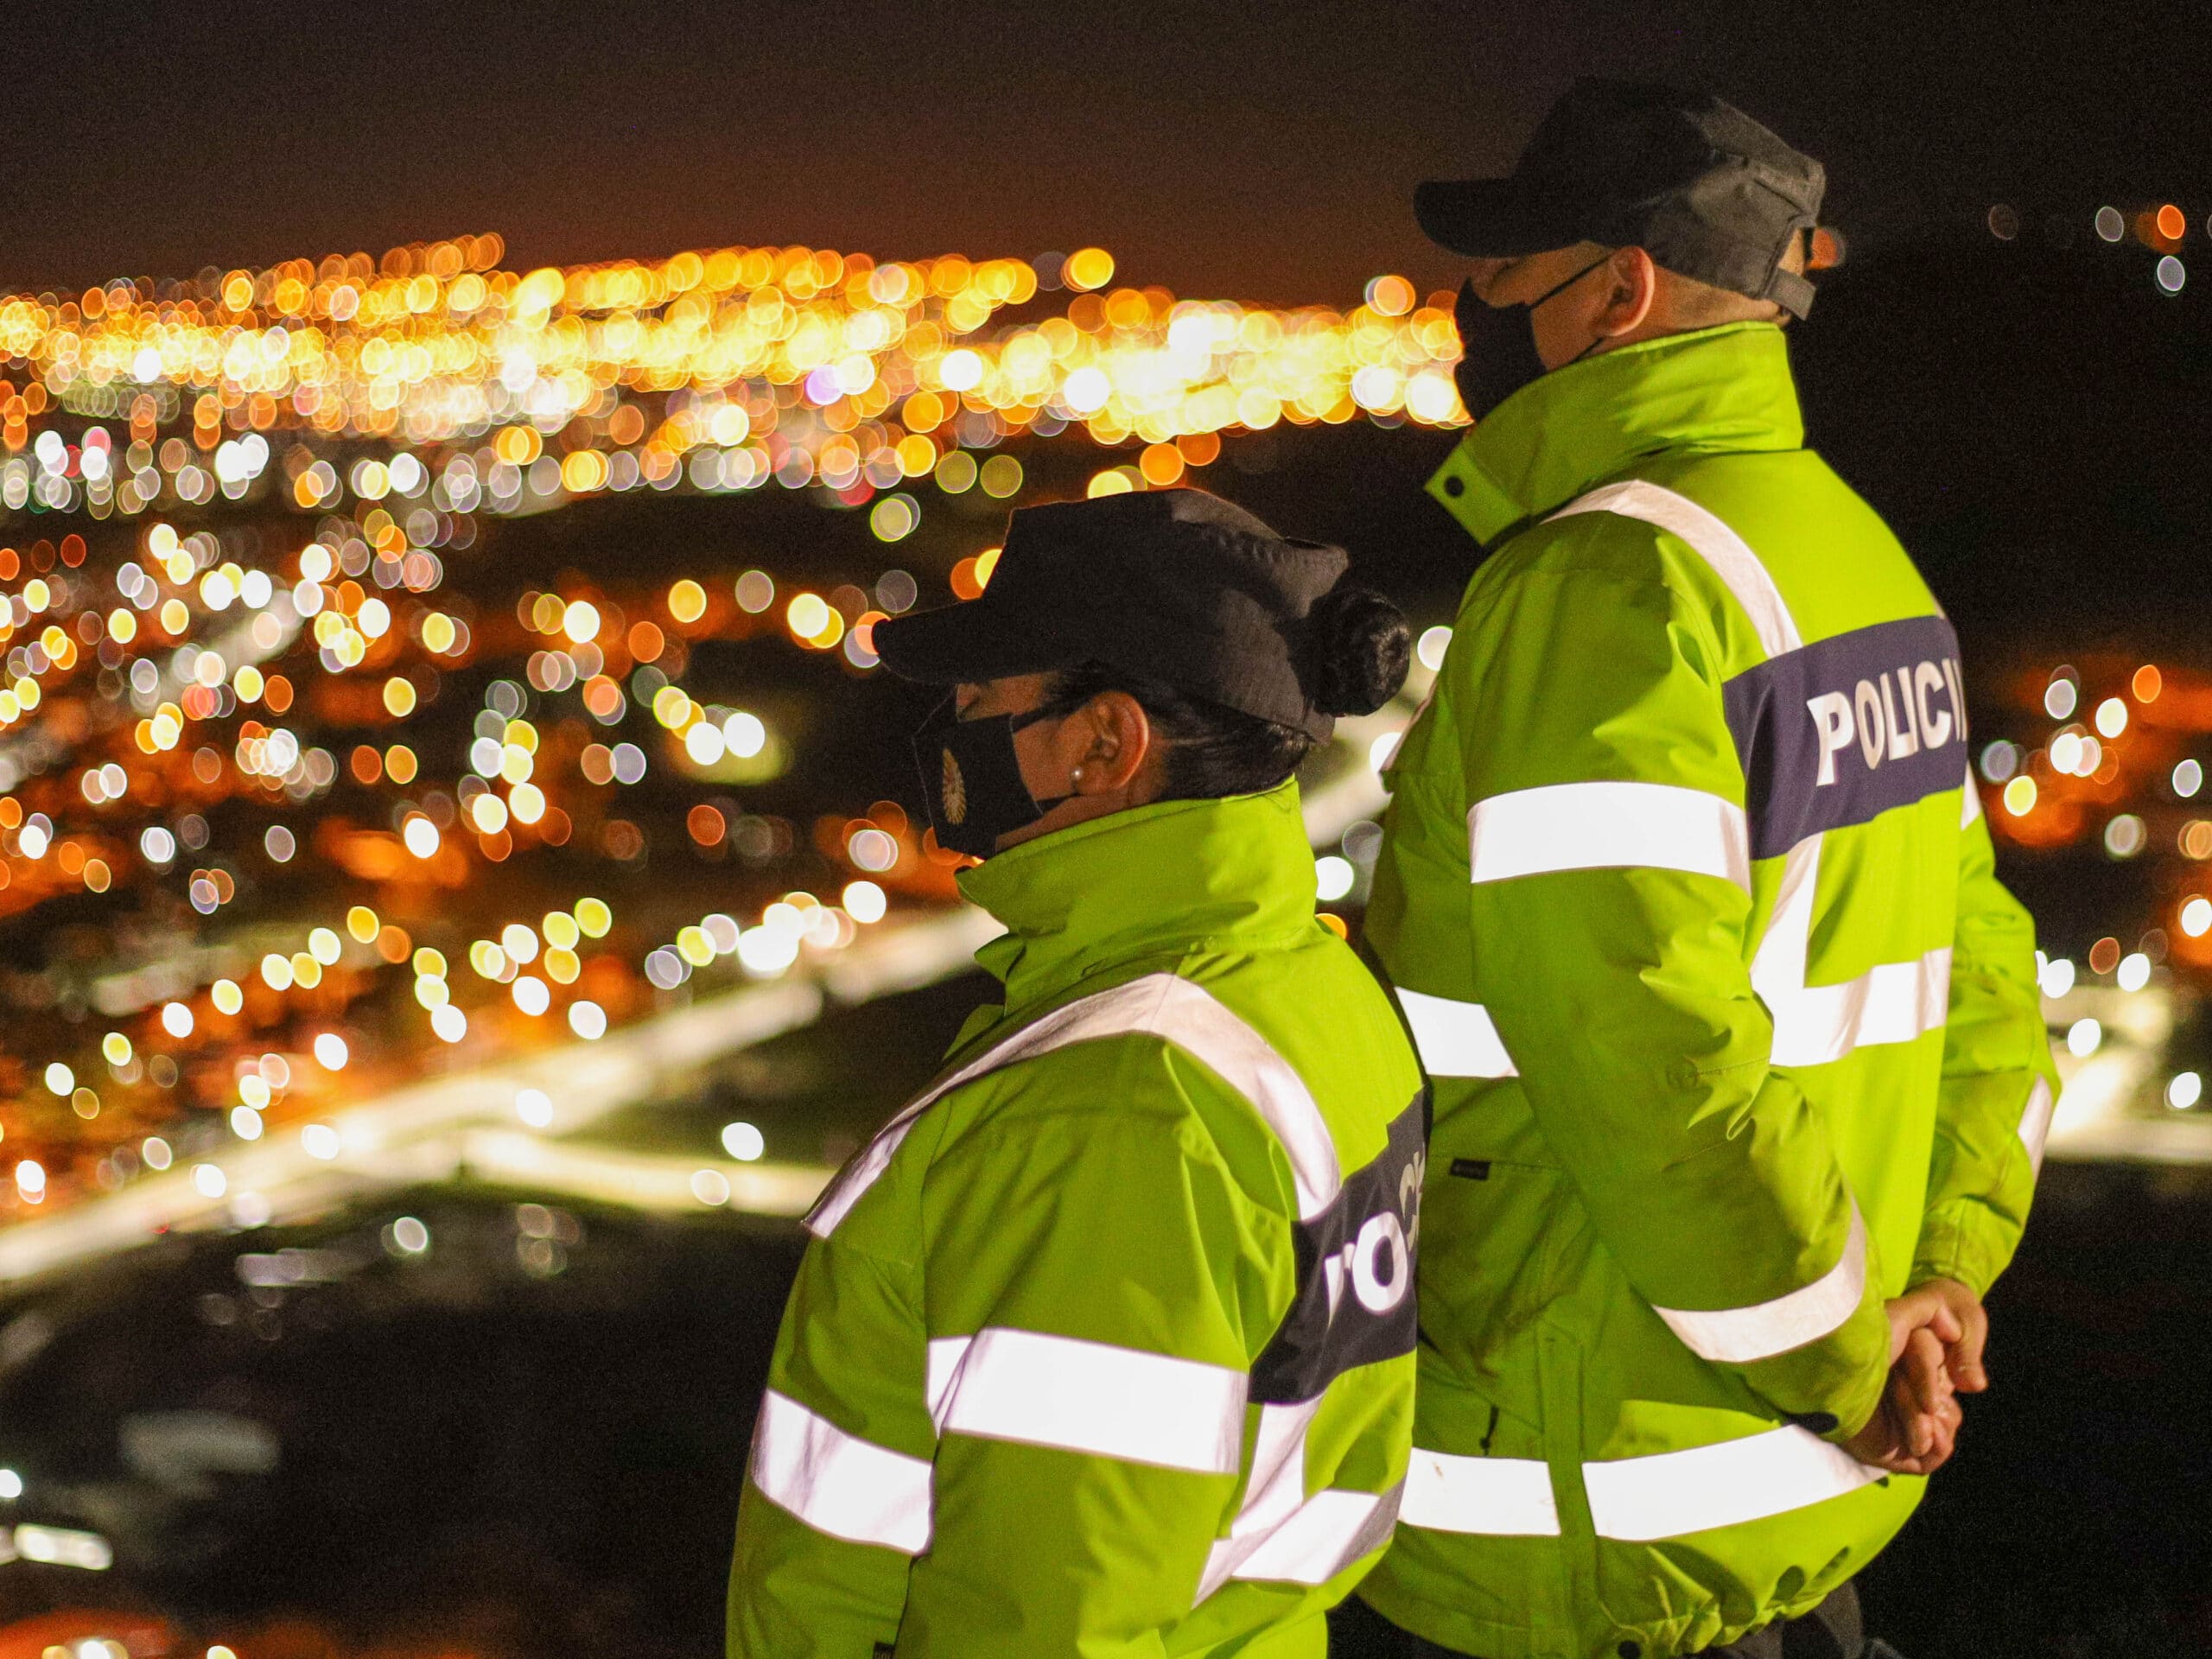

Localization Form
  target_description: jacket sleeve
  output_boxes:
[1912,789,2058,1294]
[1450,550,1891,1435]
[893,1050,1277,1657]
[727,1233,930,1659]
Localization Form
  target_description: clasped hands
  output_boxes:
[1842,1278,1986,1477]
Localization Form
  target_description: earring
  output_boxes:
[1070,766,1088,787]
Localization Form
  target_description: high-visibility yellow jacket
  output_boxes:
[728,785,1426,1656]
[1360,322,2058,1659]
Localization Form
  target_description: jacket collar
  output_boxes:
[1427,321,1805,547]
[956,782,1316,1014]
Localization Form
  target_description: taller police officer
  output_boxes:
[1343,82,2058,1658]
[727,489,1426,1656]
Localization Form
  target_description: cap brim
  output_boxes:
[871,598,1086,685]
[1414,177,1588,258]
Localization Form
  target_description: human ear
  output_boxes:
[1071,691,1152,794]
[1593,245,1658,338]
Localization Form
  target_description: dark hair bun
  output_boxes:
[1305,584,1411,717]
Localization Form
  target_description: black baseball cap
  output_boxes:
[1416,78,1826,318]
[872,489,1352,740]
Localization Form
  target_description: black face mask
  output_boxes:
[912,696,1076,859]
[1452,255,1610,420]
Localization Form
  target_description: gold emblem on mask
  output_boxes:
[940,747,967,824]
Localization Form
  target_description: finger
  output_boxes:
[1890,1368,1934,1459]
[1903,1329,1950,1416]
[1909,1390,1965,1475]
[1950,1299,1992,1393]
[1928,1396,1960,1463]
[1926,1302,1964,1347]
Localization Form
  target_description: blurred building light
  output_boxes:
[842,880,888,924]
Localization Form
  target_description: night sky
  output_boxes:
[5,3,2209,301]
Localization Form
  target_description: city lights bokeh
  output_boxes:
[0,235,1465,1238]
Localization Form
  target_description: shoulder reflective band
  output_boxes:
[927,1326,1247,1474]
[1581,1423,1884,1541]
[808,971,1342,1235]
[1392,988,1517,1078]
[1548,479,1803,660]
[1469,781,1751,891]
[1397,1448,1561,1536]
[1962,762,1984,827]
[2018,1075,2056,1176]
[1198,1399,1402,1597]
[1650,1202,1867,1363]
[748,1389,934,1554]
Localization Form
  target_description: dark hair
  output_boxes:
[1040,584,1411,802]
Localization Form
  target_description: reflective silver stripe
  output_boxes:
[2018,1075,2056,1176]
[1197,1401,1402,1594]
[1755,834,1952,1067]
[810,970,1341,1234]
[748,1389,934,1554]
[1767,947,1954,1068]
[1223,1484,1400,1585]
[1199,1399,1319,1596]
[936,1326,1247,1474]
[1582,1424,1883,1541]
[1750,834,1821,997]
[1548,479,1803,659]
[1469,781,1751,891]
[804,1116,918,1238]
[1398,1448,1561,1536]
[925,1335,971,1433]
[1139,975,1341,1219]
[1394,988,1517,1078]
[1961,762,1984,827]
[1651,1202,1867,1363]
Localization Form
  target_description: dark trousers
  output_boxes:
[1327,1583,1893,1659]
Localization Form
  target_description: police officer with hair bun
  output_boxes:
[728,487,1427,1656]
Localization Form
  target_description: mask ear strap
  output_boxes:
[1007,703,1080,813]
[1526,252,1611,312]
